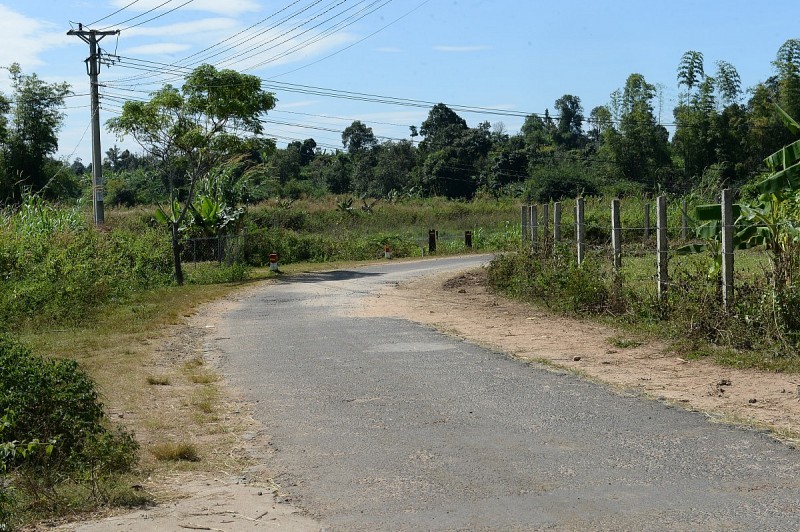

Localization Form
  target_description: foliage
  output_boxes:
[0,64,71,203]
[0,335,139,526]
[0,212,173,328]
[107,64,276,285]
[488,245,610,314]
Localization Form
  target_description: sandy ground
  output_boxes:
[54,263,800,531]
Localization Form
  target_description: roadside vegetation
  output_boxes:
[2,39,800,528]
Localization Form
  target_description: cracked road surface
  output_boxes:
[216,256,800,531]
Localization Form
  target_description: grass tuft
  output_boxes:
[150,442,200,462]
[146,375,170,385]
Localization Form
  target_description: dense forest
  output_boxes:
[1,40,799,209]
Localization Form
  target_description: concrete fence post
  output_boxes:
[612,198,622,271]
[657,195,668,301]
[553,202,562,243]
[530,205,538,248]
[576,197,586,265]
[721,189,734,310]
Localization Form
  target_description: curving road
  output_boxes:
[215,256,800,531]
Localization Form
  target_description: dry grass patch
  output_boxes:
[189,372,219,384]
[151,442,200,462]
[147,375,171,385]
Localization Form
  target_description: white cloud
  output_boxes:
[111,0,260,16]
[433,45,490,52]
[277,100,320,109]
[223,30,358,72]
[124,42,192,55]
[0,5,69,69]
[123,17,237,37]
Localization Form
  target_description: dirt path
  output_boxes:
[359,267,800,444]
[57,263,800,530]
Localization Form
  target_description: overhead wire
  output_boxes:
[270,0,429,78]
[120,0,195,31]
[87,0,142,27]
[99,0,176,31]
[106,0,343,85]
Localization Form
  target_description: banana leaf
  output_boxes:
[775,103,800,136]
[756,161,800,195]
[764,139,800,171]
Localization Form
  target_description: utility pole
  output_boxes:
[67,24,119,226]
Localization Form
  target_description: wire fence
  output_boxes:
[181,233,245,267]
[520,191,778,310]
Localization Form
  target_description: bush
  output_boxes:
[0,335,109,468]
[0,224,173,328]
[488,245,610,314]
[0,335,138,525]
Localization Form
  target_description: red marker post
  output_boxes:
[269,252,279,271]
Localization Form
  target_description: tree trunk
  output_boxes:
[171,221,184,286]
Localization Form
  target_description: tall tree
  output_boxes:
[602,73,672,189]
[107,64,276,285]
[774,38,800,120]
[0,63,71,202]
[342,120,377,155]
[677,50,705,99]
[715,60,742,107]
[553,94,585,149]
[418,103,468,153]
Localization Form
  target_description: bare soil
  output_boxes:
[55,264,800,530]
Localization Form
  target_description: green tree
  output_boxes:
[774,38,800,120]
[107,64,276,285]
[0,63,71,202]
[715,60,742,107]
[373,140,416,195]
[342,120,377,155]
[602,73,672,189]
[553,94,586,149]
[418,103,468,153]
[677,50,705,98]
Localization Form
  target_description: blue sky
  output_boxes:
[2,0,799,162]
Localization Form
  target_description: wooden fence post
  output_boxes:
[428,229,437,253]
[521,204,529,243]
[644,202,651,240]
[612,198,622,271]
[657,195,668,301]
[721,189,734,310]
[530,205,538,248]
[553,202,562,243]
[576,197,586,265]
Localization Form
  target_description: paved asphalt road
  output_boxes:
[216,256,800,531]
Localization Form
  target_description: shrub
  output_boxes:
[0,334,137,473]
[488,245,610,314]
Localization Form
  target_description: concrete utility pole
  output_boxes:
[67,24,119,226]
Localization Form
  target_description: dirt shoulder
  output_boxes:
[358,267,800,445]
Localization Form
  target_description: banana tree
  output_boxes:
[678,105,800,284]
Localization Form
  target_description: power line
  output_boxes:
[99,0,176,31]
[270,0,429,78]
[87,0,142,27]
[121,0,195,31]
